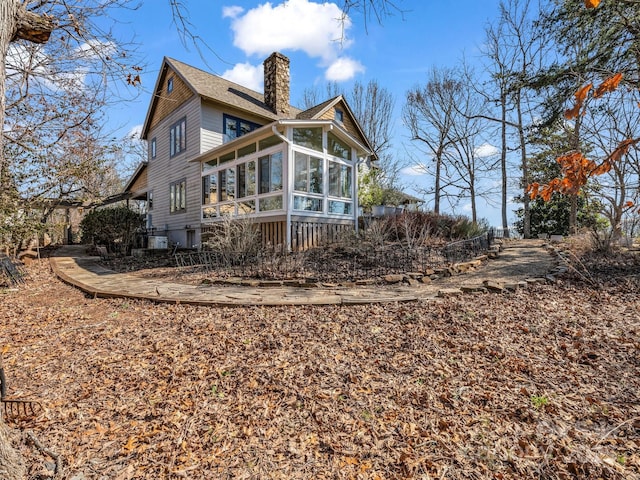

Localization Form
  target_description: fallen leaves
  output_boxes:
[0,256,638,479]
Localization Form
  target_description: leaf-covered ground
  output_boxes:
[0,251,638,479]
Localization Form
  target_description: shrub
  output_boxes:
[374,212,488,246]
[80,207,144,254]
[202,215,261,265]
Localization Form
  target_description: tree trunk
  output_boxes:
[500,94,509,236]
[434,154,441,215]
[0,0,19,184]
[0,357,25,480]
[569,194,578,235]
[516,92,530,239]
[0,3,54,478]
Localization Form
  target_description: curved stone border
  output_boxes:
[435,241,567,298]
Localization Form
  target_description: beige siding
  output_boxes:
[200,103,224,152]
[146,95,202,245]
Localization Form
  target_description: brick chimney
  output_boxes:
[263,52,290,116]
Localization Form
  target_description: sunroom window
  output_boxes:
[293,127,323,152]
[327,132,351,161]
[259,152,283,194]
[328,161,352,198]
[294,152,323,194]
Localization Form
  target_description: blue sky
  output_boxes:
[109,0,510,225]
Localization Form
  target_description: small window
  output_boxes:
[170,179,186,213]
[335,108,344,123]
[167,77,174,94]
[259,135,283,151]
[150,138,156,159]
[259,195,283,212]
[148,190,154,210]
[169,117,186,157]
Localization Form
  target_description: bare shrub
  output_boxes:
[363,219,391,247]
[202,216,261,266]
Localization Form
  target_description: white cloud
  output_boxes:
[221,62,264,91]
[222,5,244,18]
[475,142,499,158]
[401,164,429,176]
[325,57,364,82]
[225,0,362,81]
[128,124,143,139]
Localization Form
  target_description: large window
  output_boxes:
[223,114,261,142]
[237,161,256,198]
[170,179,186,213]
[329,161,352,198]
[202,174,217,205]
[259,152,283,194]
[170,117,186,157]
[219,168,235,202]
[294,152,323,194]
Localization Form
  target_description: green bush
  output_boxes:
[80,207,144,254]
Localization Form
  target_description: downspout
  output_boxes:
[271,124,293,250]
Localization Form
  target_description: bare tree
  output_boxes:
[403,67,462,215]
[481,0,547,237]
[583,87,640,241]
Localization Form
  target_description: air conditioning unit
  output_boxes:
[147,235,168,249]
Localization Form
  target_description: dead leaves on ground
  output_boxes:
[0,258,638,479]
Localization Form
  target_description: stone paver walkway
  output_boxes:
[49,241,559,306]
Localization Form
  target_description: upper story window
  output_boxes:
[327,132,351,161]
[223,114,261,142]
[170,117,186,157]
[150,137,156,159]
[335,108,344,123]
[293,127,323,152]
[167,77,174,94]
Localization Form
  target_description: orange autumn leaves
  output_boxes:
[584,0,601,8]
[527,139,638,206]
[529,67,637,211]
[563,73,623,120]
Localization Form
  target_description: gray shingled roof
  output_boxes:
[166,57,302,121]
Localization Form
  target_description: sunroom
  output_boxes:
[195,119,372,250]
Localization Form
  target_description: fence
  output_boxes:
[0,254,26,286]
[174,230,496,283]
